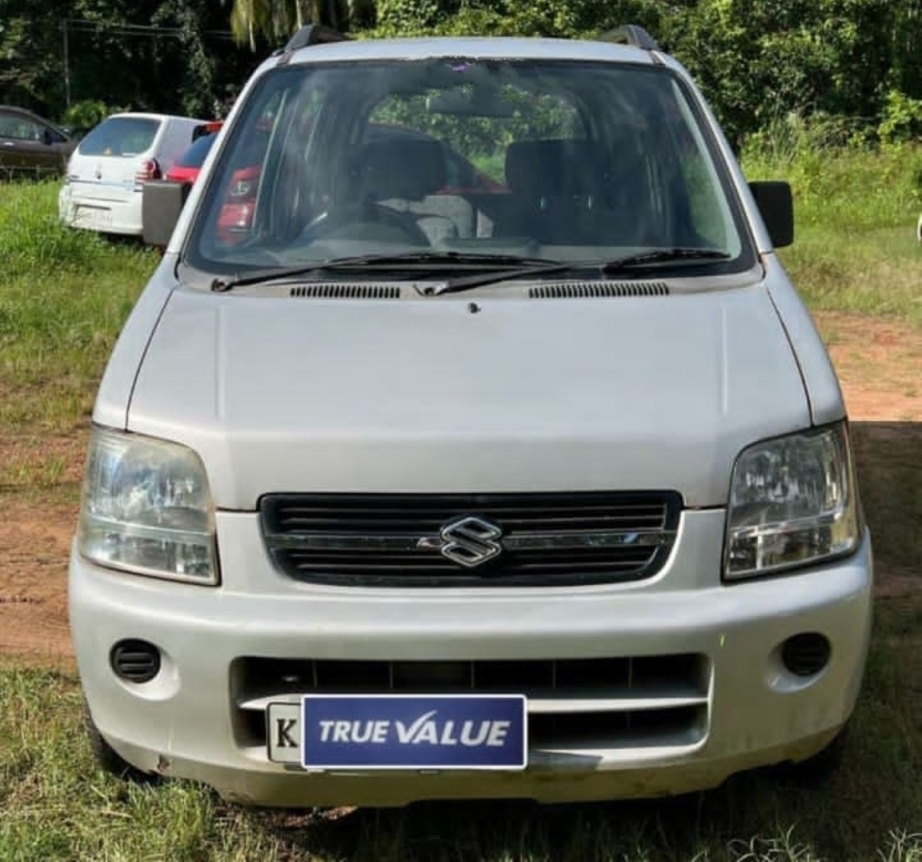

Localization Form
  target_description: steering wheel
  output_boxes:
[299,201,431,246]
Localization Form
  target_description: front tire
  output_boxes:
[84,699,158,783]
[781,723,850,785]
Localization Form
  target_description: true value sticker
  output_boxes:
[298,694,527,770]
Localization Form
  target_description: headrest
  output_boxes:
[349,139,447,201]
[505,139,608,197]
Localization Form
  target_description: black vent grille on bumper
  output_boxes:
[259,491,682,587]
[232,654,710,753]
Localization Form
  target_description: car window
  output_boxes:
[365,88,583,187]
[44,126,68,144]
[229,91,283,171]
[78,117,160,157]
[0,113,43,141]
[175,132,218,168]
[187,59,752,275]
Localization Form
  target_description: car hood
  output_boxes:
[126,284,810,509]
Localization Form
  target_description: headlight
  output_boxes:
[724,423,860,580]
[78,428,219,585]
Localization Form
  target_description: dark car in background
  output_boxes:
[0,105,76,180]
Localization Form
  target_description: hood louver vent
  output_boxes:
[529,282,670,299]
[290,284,402,299]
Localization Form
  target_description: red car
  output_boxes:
[164,121,224,184]
[166,121,259,244]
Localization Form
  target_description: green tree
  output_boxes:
[222,0,374,48]
[223,0,305,50]
[0,0,254,122]
[659,0,915,144]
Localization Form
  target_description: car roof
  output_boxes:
[282,36,658,68]
[102,112,202,123]
[0,104,52,119]
[0,105,71,136]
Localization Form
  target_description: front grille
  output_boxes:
[235,654,705,697]
[259,491,681,587]
[232,654,710,752]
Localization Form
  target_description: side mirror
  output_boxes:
[142,180,192,248]
[749,181,794,248]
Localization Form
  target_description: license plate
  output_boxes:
[268,695,527,771]
[76,206,112,230]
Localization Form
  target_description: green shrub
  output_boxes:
[61,100,124,135]
[878,90,922,144]
[740,116,922,231]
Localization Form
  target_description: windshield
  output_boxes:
[78,117,160,157]
[186,58,753,275]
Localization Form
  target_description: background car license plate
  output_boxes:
[269,695,527,770]
[76,206,112,230]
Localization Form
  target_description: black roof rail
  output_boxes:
[597,24,659,51]
[274,24,349,61]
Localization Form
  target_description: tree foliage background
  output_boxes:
[0,0,920,143]
[0,0,264,126]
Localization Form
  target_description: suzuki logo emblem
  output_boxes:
[439,516,503,568]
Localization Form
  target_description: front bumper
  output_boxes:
[69,511,873,807]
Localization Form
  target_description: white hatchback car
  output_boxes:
[59,112,204,236]
[71,25,873,808]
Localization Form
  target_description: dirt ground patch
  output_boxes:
[0,498,75,661]
[817,312,922,421]
[0,313,919,663]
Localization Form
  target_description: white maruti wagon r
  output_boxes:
[69,24,873,807]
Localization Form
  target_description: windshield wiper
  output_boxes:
[209,251,566,292]
[431,248,735,293]
[599,248,732,274]
[208,248,733,293]
[423,260,582,295]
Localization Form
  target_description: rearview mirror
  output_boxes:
[749,181,794,248]
[142,180,192,249]
[426,89,515,118]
